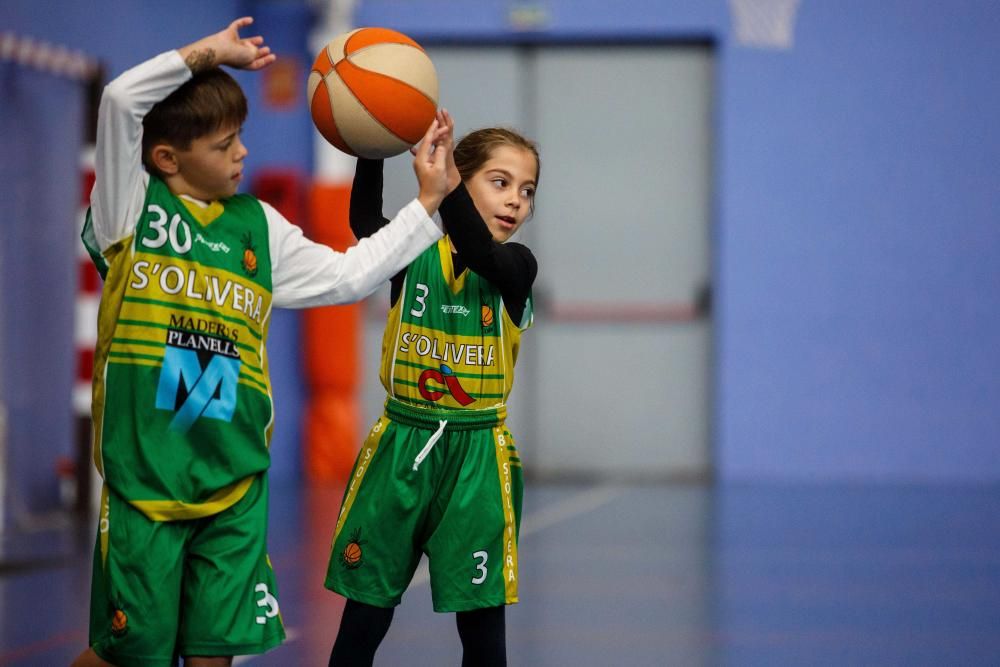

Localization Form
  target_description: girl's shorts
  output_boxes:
[325,398,523,612]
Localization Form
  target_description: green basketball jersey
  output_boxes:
[379,237,533,410]
[83,175,275,521]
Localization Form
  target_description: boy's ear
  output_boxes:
[150,143,180,176]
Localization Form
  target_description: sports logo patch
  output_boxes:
[418,364,474,406]
[241,232,258,277]
[341,527,367,570]
[155,325,241,433]
[111,607,129,638]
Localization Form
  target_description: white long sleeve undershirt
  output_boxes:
[89,49,443,308]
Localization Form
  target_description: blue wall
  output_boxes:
[718,1,1000,481]
[0,62,81,513]
[3,0,999,485]
[0,0,316,486]
[357,0,1000,482]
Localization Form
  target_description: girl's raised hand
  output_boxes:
[438,109,460,192]
[413,118,449,216]
[412,109,459,193]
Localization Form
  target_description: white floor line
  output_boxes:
[233,628,298,665]
[234,484,623,663]
[409,482,624,587]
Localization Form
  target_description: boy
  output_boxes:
[72,18,451,667]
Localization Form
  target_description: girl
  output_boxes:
[325,113,540,666]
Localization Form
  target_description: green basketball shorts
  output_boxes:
[89,474,284,666]
[325,398,524,613]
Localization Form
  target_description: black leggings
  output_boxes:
[329,600,506,666]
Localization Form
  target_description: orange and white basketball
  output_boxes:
[307,27,439,159]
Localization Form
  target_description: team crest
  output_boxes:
[110,606,129,638]
[418,364,475,406]
[341,527,367,569]
[481,304,495,330]
[241,232,258,277]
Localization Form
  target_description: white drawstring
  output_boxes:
[413,419,448,471]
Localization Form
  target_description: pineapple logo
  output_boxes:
[481,305,495,329]
[111,607,129,637]
[241,232,258,277]
[340,527,367,570]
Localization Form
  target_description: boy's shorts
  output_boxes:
[89,474,284,666]
[325,398,524,613]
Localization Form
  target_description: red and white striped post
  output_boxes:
[74,146,101,514]
[1,32,102,516]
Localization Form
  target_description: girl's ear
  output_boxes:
[150,143,179,176]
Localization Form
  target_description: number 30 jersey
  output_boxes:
[83,175,275,521]
[380,237,533,410]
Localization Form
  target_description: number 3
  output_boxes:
[410,283,429,317]
[471,550,488,585]
[254,583,279,624]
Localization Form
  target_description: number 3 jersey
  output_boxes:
[380,237,534,410]
[83,175,275,521]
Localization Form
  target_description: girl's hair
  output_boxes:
[141,68,248,176]
[453,127,540,186]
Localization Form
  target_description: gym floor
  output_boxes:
[2,480,1000,665]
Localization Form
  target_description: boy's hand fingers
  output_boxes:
[231,17,254,32]
[247,53,276,71]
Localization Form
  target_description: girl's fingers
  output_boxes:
[416,120,441,159]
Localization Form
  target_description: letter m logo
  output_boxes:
[155,347,240,433]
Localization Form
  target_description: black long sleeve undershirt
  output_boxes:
[349,159,537,324]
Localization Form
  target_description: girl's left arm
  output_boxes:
[438,182,538,303]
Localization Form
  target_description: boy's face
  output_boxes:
[465,146,537,243]
[171,124,247,201]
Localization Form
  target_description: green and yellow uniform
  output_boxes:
[83,175,283,663]
[82,47,442,665]
[326,238,532,612]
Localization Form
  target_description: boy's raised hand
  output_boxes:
[179,17,275,73]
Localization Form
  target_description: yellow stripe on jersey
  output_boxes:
[99,484,110,566]
[180,197,226,226]
[332,417,390,547]
[121,252,270,338]
[493,426,519,604]
[438,239,469,293]
[115,319,262,359]
[108,337,267,383]
[132,475,254,521]
[92,236,135,479]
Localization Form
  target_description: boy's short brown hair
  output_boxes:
[142,67,248,176]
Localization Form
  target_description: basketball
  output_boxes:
[307,27,439,159]
[481,305,494,328]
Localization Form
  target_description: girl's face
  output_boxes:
[465,145,538,243]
